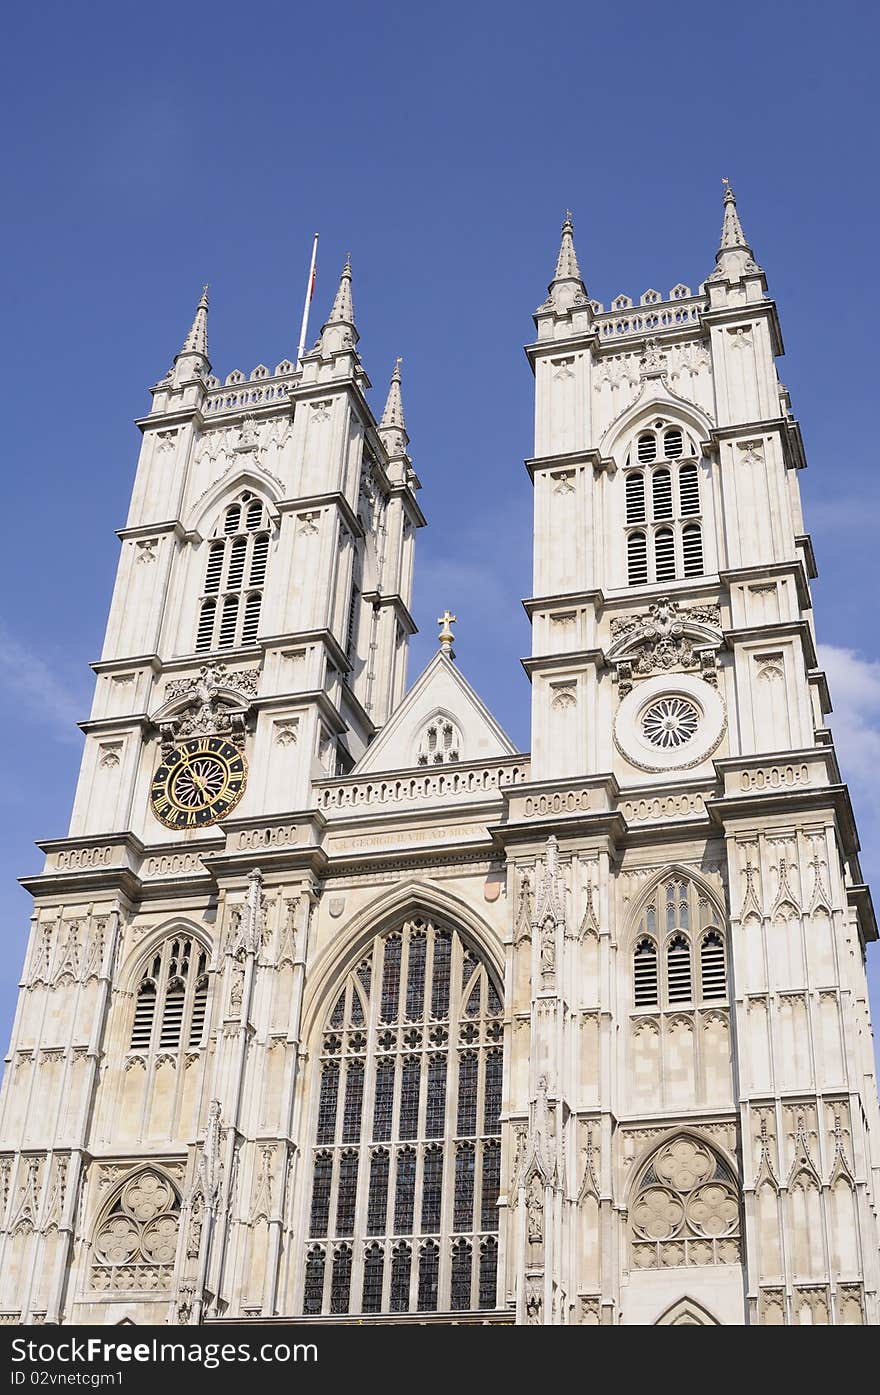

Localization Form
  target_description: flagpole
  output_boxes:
[296,232,319,367]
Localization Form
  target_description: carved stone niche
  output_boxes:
[153,662,259,757]
[607,597,722,696]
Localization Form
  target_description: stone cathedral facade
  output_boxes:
[1,188,879,1328]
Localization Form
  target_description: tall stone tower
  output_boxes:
[0,191,877,1327]
[518,189,880,1324]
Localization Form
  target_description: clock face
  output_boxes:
[150,736,247,830]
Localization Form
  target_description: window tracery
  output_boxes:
[630,1136,741,1269]
[91,1170,181,1293]
[302,916,503,1315]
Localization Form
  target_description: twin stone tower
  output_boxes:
[1,190,878,1326]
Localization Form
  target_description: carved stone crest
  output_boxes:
[609,596,721,694]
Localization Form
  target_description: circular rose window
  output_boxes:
[641,697,699,750]
[613,674,727,773]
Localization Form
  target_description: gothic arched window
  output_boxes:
[195,493,271,653]
[302,916,503,1316]
[130,935,209,1054]
[623,422,705,585]
[416,714,462,766]
[631,879,726,1009]
[630,1135,741,1270]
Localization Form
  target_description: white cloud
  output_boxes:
[0,621,85,744]
[819,644,880,888]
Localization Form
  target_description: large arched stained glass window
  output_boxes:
[302,916,503,1316]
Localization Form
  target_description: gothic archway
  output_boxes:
[299,913,504,1316]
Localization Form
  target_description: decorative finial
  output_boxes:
[437,609,456,655]
[710,178,762,281]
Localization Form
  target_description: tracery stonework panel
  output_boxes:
[630,1137,741,1270]
[90,1169,181,1294]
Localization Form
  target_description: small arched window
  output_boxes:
[129,936,209,1054]
[666,934,692,1002]
[637,432,657,463]
[195,494,271,653]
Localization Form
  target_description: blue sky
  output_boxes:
[2,0,879,1054]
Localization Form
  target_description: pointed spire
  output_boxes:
[180,285,209,358]
[709,179,763,283]
[554,210,581,282]
[327,254,354,325]
[380,357,405,430]
[317,255,358,355]
[171,285,211,385]
[378,356,409,460]
[543,210,589,314]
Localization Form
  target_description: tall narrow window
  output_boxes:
[633,939,658,1007]
[652,468,673,519]
[654,527,675,581]
[303,917,503,1315]
[627,531,648,585]
[195,599,216,652]
[700,931,726,999]
[219,595,239,647]
[362,1244,384,1314]
[241,592,261,645]
[682,523,704,577]
[666,934,693,1002]
[679,462,700,514]
[194,494,270,652]
[626,473,646,524]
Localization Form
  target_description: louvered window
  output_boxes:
[129,936,210,1055]
[664,427,683,458]
[633,880,728,1011]
[682,523,704,577]
[666,935,692,1002]
[627,531,648,585]
[679,462,700,515]
[633,938,658,1007]
[652,469,673,519]
[623,425,707,585]
[303,917,503,1315]
[700,931,726,999]
[626,472,646,524]
[194,494,270,652]
[637,433,657,463]
[654,527,675,581]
